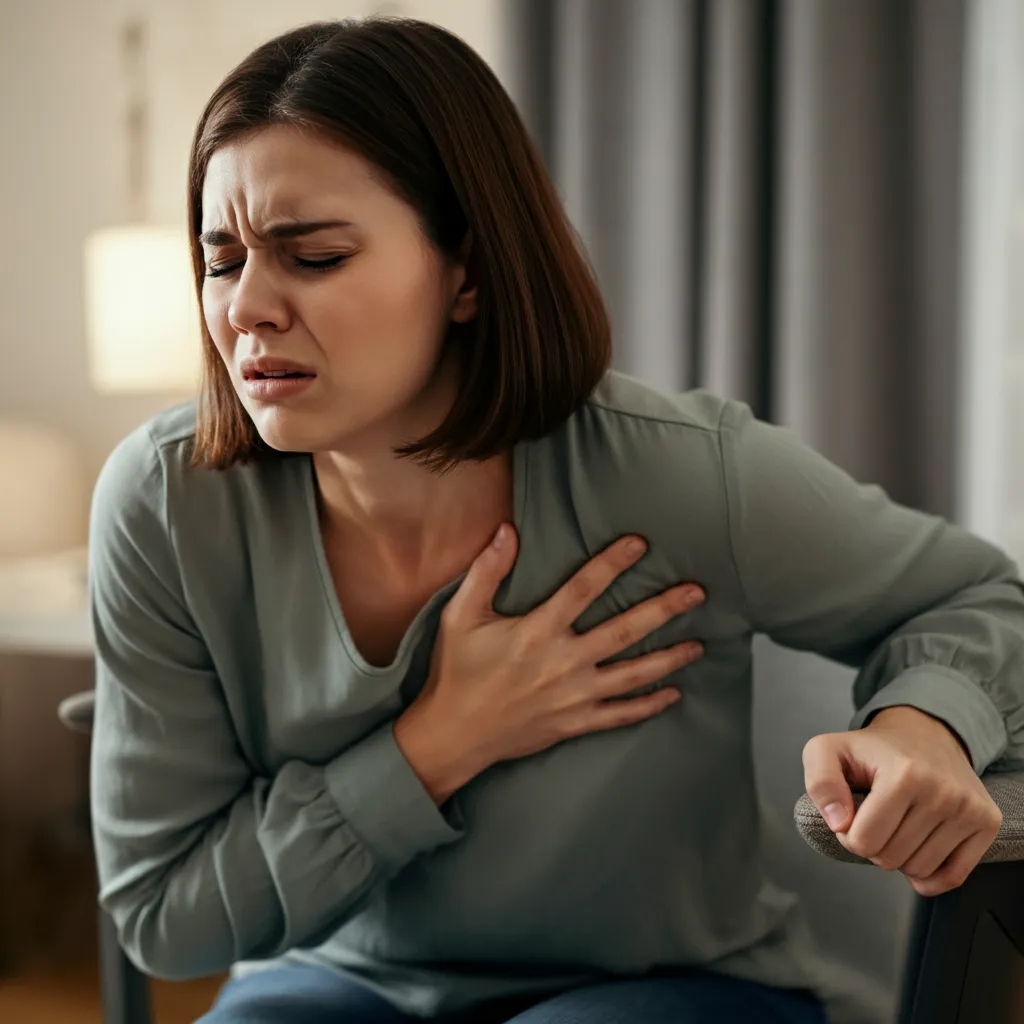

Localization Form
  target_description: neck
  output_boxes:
[314,445,512,576]
[311,364,513,583]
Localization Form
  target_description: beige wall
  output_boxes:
[0,0,506,528]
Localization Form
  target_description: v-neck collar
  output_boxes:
[301,439,531,677]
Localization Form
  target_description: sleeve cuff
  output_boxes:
[324,720,464,872]
[849,665,1008,774]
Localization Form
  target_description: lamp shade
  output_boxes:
[84,224,203,393]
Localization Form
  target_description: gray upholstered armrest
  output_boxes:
[794,769,1024,864]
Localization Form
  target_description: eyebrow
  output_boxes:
[198,220,354,246]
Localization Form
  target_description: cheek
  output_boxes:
[331,251,448,348]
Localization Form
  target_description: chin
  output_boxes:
[248,403,392,455]
[248,407,341,453]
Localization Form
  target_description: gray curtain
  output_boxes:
[504,1,967,1019]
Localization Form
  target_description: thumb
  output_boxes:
[446,523,519,624]
[802,733,856,833]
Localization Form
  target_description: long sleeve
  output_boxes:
[718,400,1024,774]
[88,427,463,980]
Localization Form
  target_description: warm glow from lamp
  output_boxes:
[84,225,202,394]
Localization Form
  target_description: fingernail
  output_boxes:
[492,525,506,549]
[823,803,846,830]
[627,537,647,556]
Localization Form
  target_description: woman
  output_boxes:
[89,17,1022,1024]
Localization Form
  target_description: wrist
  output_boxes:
[869,704,972,763]
[394,700,485,806]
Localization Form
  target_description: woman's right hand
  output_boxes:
[394,523,705,804]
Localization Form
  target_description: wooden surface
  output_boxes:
[0,964,226,1023]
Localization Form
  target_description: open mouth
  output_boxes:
[249,370,312,379]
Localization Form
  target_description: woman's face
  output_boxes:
[200,124,474,454]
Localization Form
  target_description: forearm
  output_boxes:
[94,721,464,979]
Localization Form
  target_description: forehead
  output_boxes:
[201,126,382,225]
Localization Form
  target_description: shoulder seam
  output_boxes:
[151,426,197,452]
[585,395,721,434]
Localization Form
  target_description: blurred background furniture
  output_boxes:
[0,419,94,978]
[0,548,93,974]
[796,779,1024,1023]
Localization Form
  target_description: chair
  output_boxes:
[59,689,1024,1024]
[58,690,151,1024]
[794,775,1024,1022]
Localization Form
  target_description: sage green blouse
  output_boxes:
[89,370,1024,1022]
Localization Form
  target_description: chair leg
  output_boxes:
[98,909,151,1024]
[898,861,1024,1024]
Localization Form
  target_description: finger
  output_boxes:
[445,523,519,625]
[591,640,704,700]
[527,536,650,633]
[580,584,706,664]
[867,802,943,872]
[578,687,682,735]
[902,816,979,881]
[802,734,857,833]
[841,779,917,861]
[909,829,992,897]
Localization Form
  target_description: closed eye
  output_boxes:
[204,254,350,278]
[293,254,349,272]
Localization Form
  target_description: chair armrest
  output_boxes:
[794,769,1024,864]
[57,688,95,734]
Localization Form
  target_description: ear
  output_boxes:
[449,230,478,324]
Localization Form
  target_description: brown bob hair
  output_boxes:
[187,17,611,471]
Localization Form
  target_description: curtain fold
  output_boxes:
[505,0,964,516]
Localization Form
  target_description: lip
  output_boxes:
[243,375,316,401]
[239,355,317,402]
[240,355,317,380]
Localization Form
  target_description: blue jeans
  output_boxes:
[197,963,828,1023]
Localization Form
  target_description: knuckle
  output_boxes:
[894,759,926,789]
[912,877,943,897]
[605,709,634,731]
[612,622,638,652]
[934,865,968,891]
[801,732,833,764]
[843,830,879,861]
[565,572,594,607]
[929,784,962,816]
[683,641,705,661]
[986,804,1004,833]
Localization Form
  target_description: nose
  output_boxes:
[227,258,291,335]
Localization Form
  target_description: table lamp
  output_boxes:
[83,17,202,396]
[84,224,202,394]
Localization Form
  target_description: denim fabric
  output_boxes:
[198,963,828,1024]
